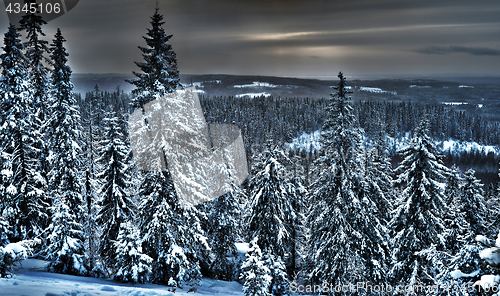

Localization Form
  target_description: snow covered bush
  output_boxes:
[240,237,272,296]
[46,201,88,276]
[262,252,290,296]
[474,231,500,293]
[113,222,152,284]
[0,241,30,278]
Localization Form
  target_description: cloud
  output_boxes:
[416,46,500,56]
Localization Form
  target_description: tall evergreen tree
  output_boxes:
[113,221,152,284]
[0,24,48,242]
[306,72,389,290]
[19,0,51,123]
[444,165,462,206]
[208,190,241,280]
[248,142,294,260]
[128,6,207,287]
[363,126,394,225]
[137,167,208,287]
[19,4,52,231]
[96,113,135,266]
[45,29,86,274]
[459,169,487,235]
[389,117,450,291]
[127,6,180,109]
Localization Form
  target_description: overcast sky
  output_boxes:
[1,0,499,78]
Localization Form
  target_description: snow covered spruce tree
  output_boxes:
[262,251,290,296]
[240,237,272,296]
[19,2,51,123]
[459,169,487,235]
[19,5,52,232]
[208,189,241,280]
[305,72,389,292]
[45,29,87,275]
[113,221,152,284]
[96,113,135,267]
[389,117,450,291]
[127,5,180,109]
[444,165,462,206]
[128,7,206,287]
[363,125,394,225]
[138,173,204,286]
[248,141,295,260]
[0,24,48,242]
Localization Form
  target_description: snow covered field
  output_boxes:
[287,130,499,156]
[1,259,244,296]
[233,82,278,88]
[235,92,271,98]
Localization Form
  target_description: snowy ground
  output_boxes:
[1,259,244,296]
[286,130,499,156]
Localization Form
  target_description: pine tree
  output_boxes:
[19,3,52,231]
[127,6,180,109]
[139,170,203,287]
[248,142,294,260]
[389,117,450,291]
[240,237,272,296]
[363,127,394,225]
[444,165,462,206]
[262,251,290,296]
[113,221,152,284]
[96,113,135,266]
[45,29,86,275]
[46,28,82,214]
[442,166,464,254]
[208,190,241,280]
[81,85,104,276]
[459,169,487,235]
[0,24,48,242]
[127,6,206,287]
[46,197,87,275]
[306,72,389,288]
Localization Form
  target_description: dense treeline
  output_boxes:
[78,92,500,158]
[3,5,500,296]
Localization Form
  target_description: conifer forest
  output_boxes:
[2,5,500,296]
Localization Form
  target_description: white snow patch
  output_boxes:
[441,139,498,156]
[235,92,271,98]
[477,235,493,245]
[0,259,244,296]
[235,242,250,254]
[450,269,480,279]
[442,102,468,106]
[234,82,278,88]
[410,85,431,88]
[286,130,322,152]
[359,86,397,95]
[479,248,500,265]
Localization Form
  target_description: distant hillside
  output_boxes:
[72,73,135,95]
[73,73,500,121]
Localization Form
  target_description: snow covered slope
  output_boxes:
[1,259,244,296]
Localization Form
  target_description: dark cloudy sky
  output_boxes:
[1,0,499,78]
